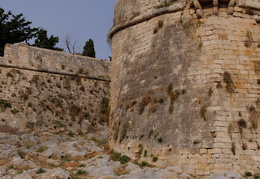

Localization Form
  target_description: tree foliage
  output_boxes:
[0,8,38,56]
[0,8,61,56]
[82,39,95,58]
[32,29,62,51]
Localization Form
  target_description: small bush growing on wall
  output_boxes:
[0,99,11,111]
[200,105,207,121]
[152,157,158,162]
[119,122,129,143]
[245,31,254,48]
[245,9,254,15]
[242,143,247,150]
[138,96,151,114]
[237,119,247,129]
[155,0,177,8]
[231,143,236,155]
[244,171,253,177]
[100,97,109,114]
[25,122,35,129]
[17,150,25,159]
[223,71,235,93]
[36,168,46,174]
[157,137,163,143]
[256,98,260,108]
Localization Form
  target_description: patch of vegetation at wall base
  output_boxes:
[109,151,130,164]
[136,161,154,168]
[76,169,87,175]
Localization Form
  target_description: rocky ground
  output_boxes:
[0,125,252,179]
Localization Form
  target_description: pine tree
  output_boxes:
[33,29,61,51]
[82,39,96,58]
[0,8,38,56]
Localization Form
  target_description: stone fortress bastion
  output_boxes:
[108,0,260,176]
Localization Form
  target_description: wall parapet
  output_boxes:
[109,0,260,39]
[2,43,111,81]
[108,2,185,39]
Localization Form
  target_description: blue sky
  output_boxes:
[1,0,116,59]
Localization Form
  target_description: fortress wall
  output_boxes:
[0,44,111,135]
[110,1,260,176]
[2,43,110,80]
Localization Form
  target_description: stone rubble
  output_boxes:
[0,130,247,179]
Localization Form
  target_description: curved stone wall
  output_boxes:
[110,0,260,176]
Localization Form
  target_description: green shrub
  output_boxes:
[119,122,129,143]
[148,130,154,138]
[155,0,176,9]
[17,150,25,159]
[110,151,122,161]
[144,150,147,157]
[152,157,158,162]
[139,161,151,168]
[36,146,46,153]
[11,109,19,114]
[157,138,163,143]
[254,175,260,179]
[110,151,130,164]
[158,98,164,104]
[100,97,109,114]
[231,143,236,155]
[138,96,150,114]
[200,105,207,121]
[36,168,46,174]
[76,170,86,175]
[223,71,235,93]
[120,155,130,164]
[0,99,11,111]
[69,104,81,117]
[245,171,252,177]
[25,122,35,129]
[68,131,74,137]
[167,83,173,96]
